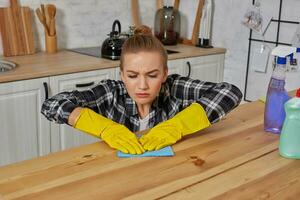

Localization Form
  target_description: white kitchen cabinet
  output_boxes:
[49,68,116,152]
[183,54,224,82]
[0,78,51,166]
[168,54,224,82]
[167,59,186,76]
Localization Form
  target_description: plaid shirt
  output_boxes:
[41,74,242,132]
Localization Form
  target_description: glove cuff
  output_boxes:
[171,103,211,136]
[74,108,115,138]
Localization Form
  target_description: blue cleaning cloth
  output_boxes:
[117,146,174,158]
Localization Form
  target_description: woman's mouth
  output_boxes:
[136,93,150,98]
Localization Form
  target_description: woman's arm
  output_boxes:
[41,80,115,124]
[68,107,83,126]
[167,74,243,123]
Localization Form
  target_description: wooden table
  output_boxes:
[0,100,299,200]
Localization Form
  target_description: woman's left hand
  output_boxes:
[139,121,182,151]
[139,103,211,151]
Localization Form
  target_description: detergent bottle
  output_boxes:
[279,88,300,159]
[264,46,296,134]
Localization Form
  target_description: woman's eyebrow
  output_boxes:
[126,69,159,74]
[126,70,138,74]
[146,69,159,74]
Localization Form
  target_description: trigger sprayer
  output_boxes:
[264,46,297,134]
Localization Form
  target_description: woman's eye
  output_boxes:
[128,75,137,78]
[149,74,158,78]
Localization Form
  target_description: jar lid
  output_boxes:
[296,88,300,98]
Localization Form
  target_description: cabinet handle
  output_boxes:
[75,81,95,88]
[43,82,49,100]
[186,61,191,78]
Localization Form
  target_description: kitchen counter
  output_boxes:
[0,95,299,200]
[0,44,226,83]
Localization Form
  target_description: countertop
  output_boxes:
[0,96,299,199]
[0,44,225,83]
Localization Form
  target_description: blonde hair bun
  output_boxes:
[134,25,153,36]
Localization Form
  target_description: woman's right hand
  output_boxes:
[101,123,145,154]
[73,108,145,154]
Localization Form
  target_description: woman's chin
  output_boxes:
[134,97,153,105]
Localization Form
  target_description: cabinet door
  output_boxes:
[184,54,224,82]
[0,78,50,166]
[167,59,186,76]
[50,68,116,152]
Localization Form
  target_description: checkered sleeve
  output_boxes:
[41,79,115,124]
[168,74,243,123]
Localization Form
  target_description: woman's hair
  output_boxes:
[120,25,168,71]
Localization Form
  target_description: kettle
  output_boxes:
[101,20,128,60]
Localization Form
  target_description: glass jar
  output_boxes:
[154,6,181,45]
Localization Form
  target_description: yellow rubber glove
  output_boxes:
[139,103,211,151]
[74,108,145,154]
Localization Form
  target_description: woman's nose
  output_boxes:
[138,77,149,90]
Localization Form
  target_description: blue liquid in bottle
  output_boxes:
[264,57,290,134]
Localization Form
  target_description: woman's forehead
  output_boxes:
[123,51,164,71]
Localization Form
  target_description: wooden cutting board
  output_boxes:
[0,0,35,57]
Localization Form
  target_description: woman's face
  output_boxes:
[121,51,168,107]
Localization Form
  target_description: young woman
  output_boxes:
[41,26,242,155]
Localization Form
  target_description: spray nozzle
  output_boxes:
[271,46,297,57]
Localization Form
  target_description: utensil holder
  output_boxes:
[45,33,57,53]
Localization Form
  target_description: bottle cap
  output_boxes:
[296,88,300,98]
[277,57,286,64]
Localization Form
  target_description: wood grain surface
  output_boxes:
[1,100,298,200]
[0,0,35,57]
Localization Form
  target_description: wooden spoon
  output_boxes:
[47,4,56,19]
[46,4,56,36]
[36,8,49,35]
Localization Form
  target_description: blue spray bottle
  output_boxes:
[264,46,296,134]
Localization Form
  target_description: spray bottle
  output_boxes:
[264,46,296,134]
[279,88,300,159]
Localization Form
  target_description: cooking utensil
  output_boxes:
[156,0,163,9]
[36,4,57,53]
[0,0,35,56]
[131,0,140,27]
[191,0,205,45]
[46,4,56,36]
[36,8,49,35]
[174,0,180,10]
